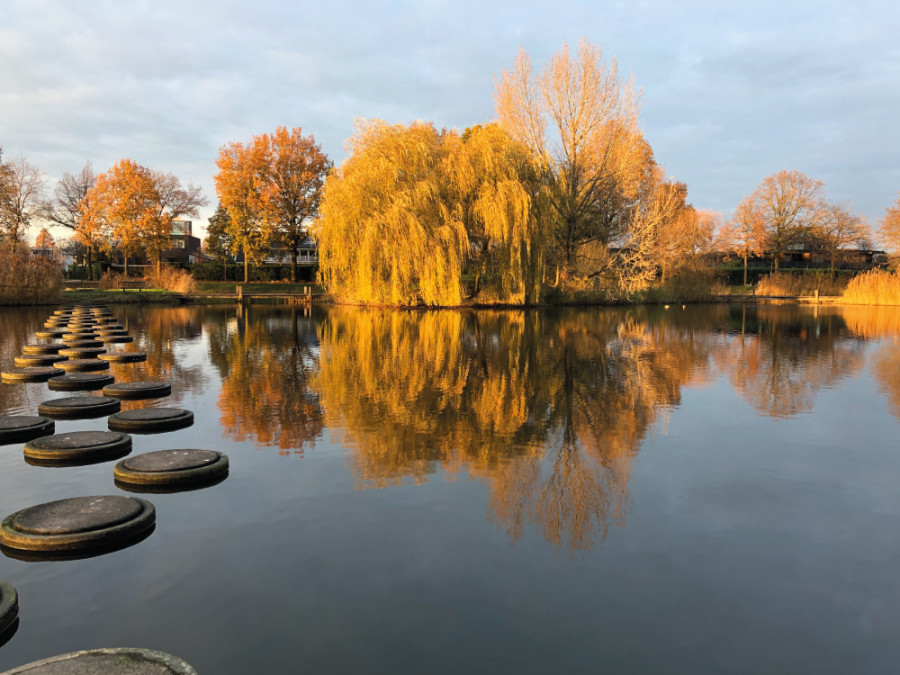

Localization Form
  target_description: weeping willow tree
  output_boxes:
[317,119,542,306]
[317,120,468,306]
[443,123,544,304]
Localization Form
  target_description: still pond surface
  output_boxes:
[1,303,900,673]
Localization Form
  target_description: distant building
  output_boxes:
[161,219,202,264]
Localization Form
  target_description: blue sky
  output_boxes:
[1,0,898,240]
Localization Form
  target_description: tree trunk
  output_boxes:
[223,256,227,282]
[291,249,298,283]
[87,246,94,282]
[124,255,129,278]
[243,249,249,284]
[743,252,748,286]
[830,255,836,280]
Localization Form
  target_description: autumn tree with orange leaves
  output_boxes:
[214,126,330,283]
[879,192,900,256]
[83,159,205,276]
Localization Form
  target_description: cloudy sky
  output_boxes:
[2,0,899,241]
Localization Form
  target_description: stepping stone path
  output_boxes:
[1,647,197,674]
[102,381,171,400]
[38,396,121,420]
[48,372,115,392]
[0,580,17,636]
[57,359,110,372]
[13,354,66,367]
[98,351,146,363]
[59,347,105,358]
[0,495,155,554]
[34,329,67,338]
[62,332,98,342]
[25,431,132,465]
[114,449,228,488]
[0,416,55,445]
[1,367,65,382]
[108,408,194,433]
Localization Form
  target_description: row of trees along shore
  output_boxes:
[3,38,900,303]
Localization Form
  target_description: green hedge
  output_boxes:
[189,262,317,282]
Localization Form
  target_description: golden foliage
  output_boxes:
[755,272,848,297]
[878,191,900,254]
[144,266,196,293]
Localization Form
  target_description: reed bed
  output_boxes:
[144,266,196,293]
[0,243,62,304]
[841,270,900,306]
[755,272,847,297]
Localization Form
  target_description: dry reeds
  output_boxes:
[755,272,847,297]
[98,269,127,290]
[0,243,62,304]
[144,266,196,293]
[841,270,900,306]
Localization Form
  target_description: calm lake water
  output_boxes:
[2,302,900,673]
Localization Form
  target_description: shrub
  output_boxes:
[755,271,848,297]
[0,243,63,304]
[841,270,900,305]
[144,266,196,293]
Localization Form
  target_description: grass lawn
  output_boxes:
[62,288,181,303]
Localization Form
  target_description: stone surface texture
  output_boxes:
[0,647,197,674]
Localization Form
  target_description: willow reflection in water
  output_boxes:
[312,307,719,551]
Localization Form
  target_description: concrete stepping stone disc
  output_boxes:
[62,332,98,342]
[98,352,146,363]
[38,396,121,420]
[35,329,67,338]
[2,367,65,382]
[108,408,194,434]
[59,347,105,358]
[22,343,65,355]
[48,373,115,392]
[0,416,54,446]
[97,329,128,336]
[25,431,131,465]
[99,335,133,344]
[114,449,228,488]
[58,339,102,349]
[1,647,197,674]
[66,322,97,329]
[102,381,171,400]
[14,354,66,367]
[52,309,73,316]
[57,359,110,372]
[0,580,17,636]
[0,496,155,554]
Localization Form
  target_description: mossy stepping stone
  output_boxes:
[57,359,110,372]
[0,495,155,555]
[14,354,66,367]
[59,347,105,358]
[0,580,17,636]
[114,449,228,488]
[48,373,115,392]
[38,396,121,420]
[99,335,133,344]
[2,367,65,382]
[25,431,132,465]
[23,343,65,355]
[102,381,171,400]
[1,648,197,674]
[98,352,146,363]
[108,408,193,433]
[0,416,54,445]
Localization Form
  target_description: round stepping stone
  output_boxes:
[62,332,98,342]
[2,367,65,382]
[98,351,146,363]
[59,339,103,348]
[102,381,171,400]
[97,328,128,336]
[1,648,197,674]
[23,343,65,355]
[99,334,133,344]
[25,431,131,465]
[108,408,194,433]
[14,354,66,367]
[53,308,73,316]
[0,416,54,445]
[57,359,110,372]
[0,580,17,636]
[48,372,115,392]
[115,450,228,488]
[35,329,66,338]
[59,346,105,358]
[0,496,155,554]
[38,396,121,420]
